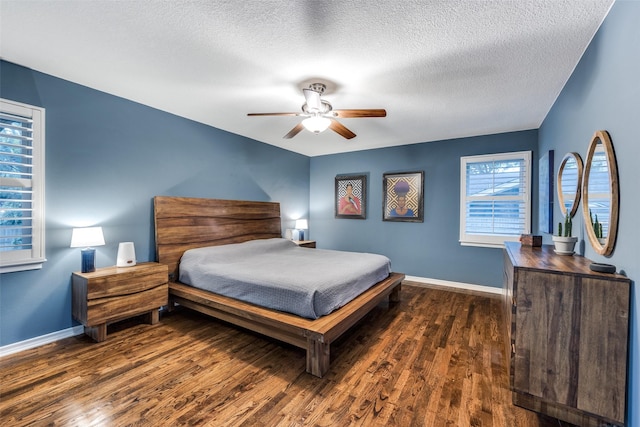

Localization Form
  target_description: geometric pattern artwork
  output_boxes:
[335,174,367,219]
[337,178,363,200]
[383,171,424,222]
[385,176,420,215]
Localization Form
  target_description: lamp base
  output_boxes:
[298,230,305,240]
[80,248,96,273]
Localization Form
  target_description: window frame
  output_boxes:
[0,98,46,273]
[459,151,532,248]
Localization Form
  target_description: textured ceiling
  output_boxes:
[0,1,614,157]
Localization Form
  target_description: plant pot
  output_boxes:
[552,235,578,255]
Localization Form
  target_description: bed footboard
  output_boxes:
[168,272,404,378]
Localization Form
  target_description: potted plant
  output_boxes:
[552,214,578,255]
[590,209,606,245]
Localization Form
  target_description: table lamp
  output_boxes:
[294,219,308,241]
[70,227,105,273]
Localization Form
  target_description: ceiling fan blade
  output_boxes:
[329,119,356,139]
[247,112,300,117]
[283,123,305,139]
[303,88,322,111]
[332,109,387,118]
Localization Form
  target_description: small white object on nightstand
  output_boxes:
[116,242,136,267]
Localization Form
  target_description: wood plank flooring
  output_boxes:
[1,282,572,426]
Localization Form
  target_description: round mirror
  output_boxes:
[581,130,619,256]
[557,152,583,218]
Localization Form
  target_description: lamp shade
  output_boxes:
[302,116,330,134]
[70,227,105,248]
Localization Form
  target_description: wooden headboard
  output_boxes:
[153,196,282,279]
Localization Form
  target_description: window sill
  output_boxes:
[1,259,46,274]
[459,241,505,249]
[459,235,522,249]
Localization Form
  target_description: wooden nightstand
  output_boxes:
[293,240,316,248]
[72,262,168,342]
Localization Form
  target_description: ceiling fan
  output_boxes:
[247,83,386,140]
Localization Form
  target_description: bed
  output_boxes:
[153,196,404,377]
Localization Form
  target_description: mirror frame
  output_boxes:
[557,152,584,218]
[581,130,619,256]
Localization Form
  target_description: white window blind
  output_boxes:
[585,145,611,237]
[0,98,46,273]
[560,159,581,214]
[460,151,531,248]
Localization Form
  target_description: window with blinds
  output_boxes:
[459,151,531,248]
[0,98,46,273]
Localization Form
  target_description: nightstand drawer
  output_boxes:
[85,283,168,326]
[79,263,168,299]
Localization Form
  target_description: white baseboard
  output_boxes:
[404,275,503,296]
[0,325,84,358]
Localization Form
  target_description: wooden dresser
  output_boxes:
[503,242,630,427]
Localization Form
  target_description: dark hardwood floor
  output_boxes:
[1,282,572,426]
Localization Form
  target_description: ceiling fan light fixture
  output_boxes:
[302,116,331,134]
[248,82,385,139]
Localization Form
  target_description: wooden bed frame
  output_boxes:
[153,196,404,378]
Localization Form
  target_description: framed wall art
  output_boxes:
[539,150,554,234]
[383,171,424,222]
[335,174,366,219]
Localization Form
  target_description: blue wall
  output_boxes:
[0,60,310,346]
[310,131,538,287]
[539,1,639,425]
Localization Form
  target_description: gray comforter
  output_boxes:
[178,238,391,319]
